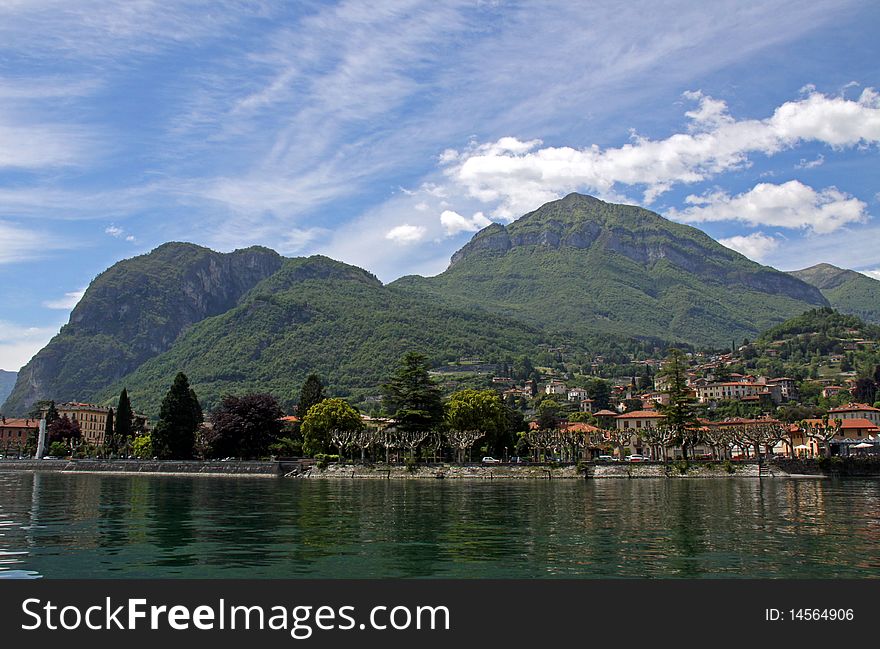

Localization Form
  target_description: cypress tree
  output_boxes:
[104,407,114,450]
[298,374,326,418]
[153,372,202,459]
[116,389,133,442]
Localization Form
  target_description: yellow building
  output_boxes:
[55,402,150,446]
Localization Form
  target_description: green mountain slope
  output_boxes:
[96,256,546,417]
[392,193,828,347]
[2,243,284,415]
[0,370,16,407]
[789,263,880,324]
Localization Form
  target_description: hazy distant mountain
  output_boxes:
[3,194,835,417]
[789,263,880,324]
[0,370,17,408]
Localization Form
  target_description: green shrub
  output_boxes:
[47,441,69,458]
[723,460,736,474]
[675,460,689,475]
[405,456,417,473]
[314,453,339,470]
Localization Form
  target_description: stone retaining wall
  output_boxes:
[305,461,767,480]
[0,459,283,476]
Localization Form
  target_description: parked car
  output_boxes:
[626,455,648,463]
[596,455,614,462]
[509,456,528,464]
[481,456,501,464]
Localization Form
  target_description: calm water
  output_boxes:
[1,471,879,578]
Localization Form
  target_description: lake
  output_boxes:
[1,471,879,578]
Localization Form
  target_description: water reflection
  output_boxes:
[0,472,879,578]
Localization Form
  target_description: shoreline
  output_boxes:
[0,458,837,479]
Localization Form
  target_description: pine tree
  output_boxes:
[658,348,699,464]
[152,372,202,459]
[298,374,326,418]
[116,389,133,443]
[382,352,443,432]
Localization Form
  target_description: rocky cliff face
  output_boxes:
[2,243,283,415]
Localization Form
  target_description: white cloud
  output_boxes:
[795,154,825,169]
[668,180,867,234]
[42,289,86,311]
[0,221,72,264]
[861,269,880,281]
[0,320,62,372]
[385,224,426,244]
[442,88,880,218]
[440,210,492,236]
[718,232,780,261]
[105,224,137,243]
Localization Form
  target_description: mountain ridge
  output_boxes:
[4,193,869,417]
[789,263,880,324]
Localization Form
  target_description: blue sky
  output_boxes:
[1,0,879,371]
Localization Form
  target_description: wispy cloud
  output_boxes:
[0,221,74,264]
[42,289,86,310]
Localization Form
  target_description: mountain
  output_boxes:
[0,370,16,407]
[789,263,880,324]
[3,194,837,417]
[2,243,284,415]
[93,256,545,417]
[392,193,828,347]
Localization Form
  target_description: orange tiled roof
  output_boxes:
[829,403,880,413]
[616,410,666,419]
[0,418,39,428]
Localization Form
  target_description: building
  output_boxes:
[57,403,112,446]
[695,381,764,403]
[822,385,847,399]
[567,387,589,402]
[615,410,666,431]
[765,377,796,401]
[544,380,567,396]
[55,402,150,446]
[828,403,880,427]
[0,416,39,450]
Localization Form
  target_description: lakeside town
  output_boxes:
[2,309,880,471]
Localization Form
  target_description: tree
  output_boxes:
[132,434,153,459]
[47,414,81,446]
[382,352,444,432]
[103,407,114,449]
[802,417,843,458]
[28,400,58,422]
[301,398,362,457]
[209,393,284,459]
[152,373,202,459]
[536,398,560,431]
[115,388,134,444]
[445,389,505,461]
[585,378,611,410]
[657,349,699,463]
[298,374,326,418]
[853,377,877,404]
